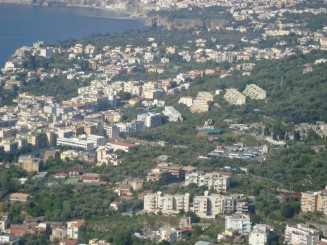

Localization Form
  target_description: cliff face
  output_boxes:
[145,15,225,30]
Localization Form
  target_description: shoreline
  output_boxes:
[0,2,147,20]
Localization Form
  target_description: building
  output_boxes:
[18,155,40,172]
[162,106,183,122]
[50,227,67,242]
[40,48,53,58]
[57,138,94,151]
[103,125,120,139]
[185,172,230,192]
[0,212,10,231]
[193,193,225,218]
[224,88,246,105]
[301,187,327,215]
[178,96,193,107]
[190,91,214,113]
[9,193,30,202]
[301,192,318,213]
[225,214,251,235]
[0,234,20,245]
[192,191,245,219]
[107,141,136,152]
[83,134,106,148]
[157,227,179,243]
[89,239,111,245]
[249,224,272,245]
[67,220,85,239]
[137,112,161,128]
[144,192,190,214]
[243,84,267,100]
[285,224,320,245]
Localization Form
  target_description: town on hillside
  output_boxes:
[0,0,327,244]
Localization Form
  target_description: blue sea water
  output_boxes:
[0,4,145,66]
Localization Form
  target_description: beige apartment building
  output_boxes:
[192,191,243,219]
[18,155,40,172]
[224,88,246,105]
[190,91,214,113]
[185,172,230,192]
[285,224,320,245]
[301,188,327,214]
[144,192,190,214]
[243,84,267,100]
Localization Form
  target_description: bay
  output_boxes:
[0,4,145,66]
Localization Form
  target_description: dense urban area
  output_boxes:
[0,0,327,244]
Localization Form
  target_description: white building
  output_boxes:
[162,106,183,122]
[4,61,16,72]
[224,88,246,105]
[40,48,53,58]
[137,112,161,128]
[249,224,271,245]
[225,214,251,235]
[57,138,94,151]
[192,191,245,219]
[0,234,19,245]
[82,134,106,148]
[107,141,136,152]
[144,191,190,214]
[67,220,85,239]
[185,172,230,192]
[285,224,320,245]
[179,97,193,107]
[157,227,179,243]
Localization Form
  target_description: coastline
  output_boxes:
[0,3,147,67]
[0,2,147,20]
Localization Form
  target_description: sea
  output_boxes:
[0,4,145,67]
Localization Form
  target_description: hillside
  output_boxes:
[171,51,327,124]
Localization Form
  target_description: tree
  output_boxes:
[280,203,294,218]
[185,211,200,223]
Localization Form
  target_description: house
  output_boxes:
[18,155,40,172]
[157,226,179,243]
[89,239,111,245]
[115,183,133,197]
[10,224,33,236]
[110,201,121,211]
[53,173,69,179]
[67,220,85,239]
[249,224,274,245]
[0,212,10,231]
[0,234,20,245]
[60,239,78,245]
[81,173,100,183]
[225,214,251,235]
[107,141,136,152]
[69,169,81,178]
[50,226,67,242]
[9,193,30,202]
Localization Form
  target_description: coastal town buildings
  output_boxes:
[144,192,190,214]
[243,84,267,100]
[225,214,251,235]
[224,89,246,105]
[285,224,320,245]
[185,172,230,192]
[301,187,327,214]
